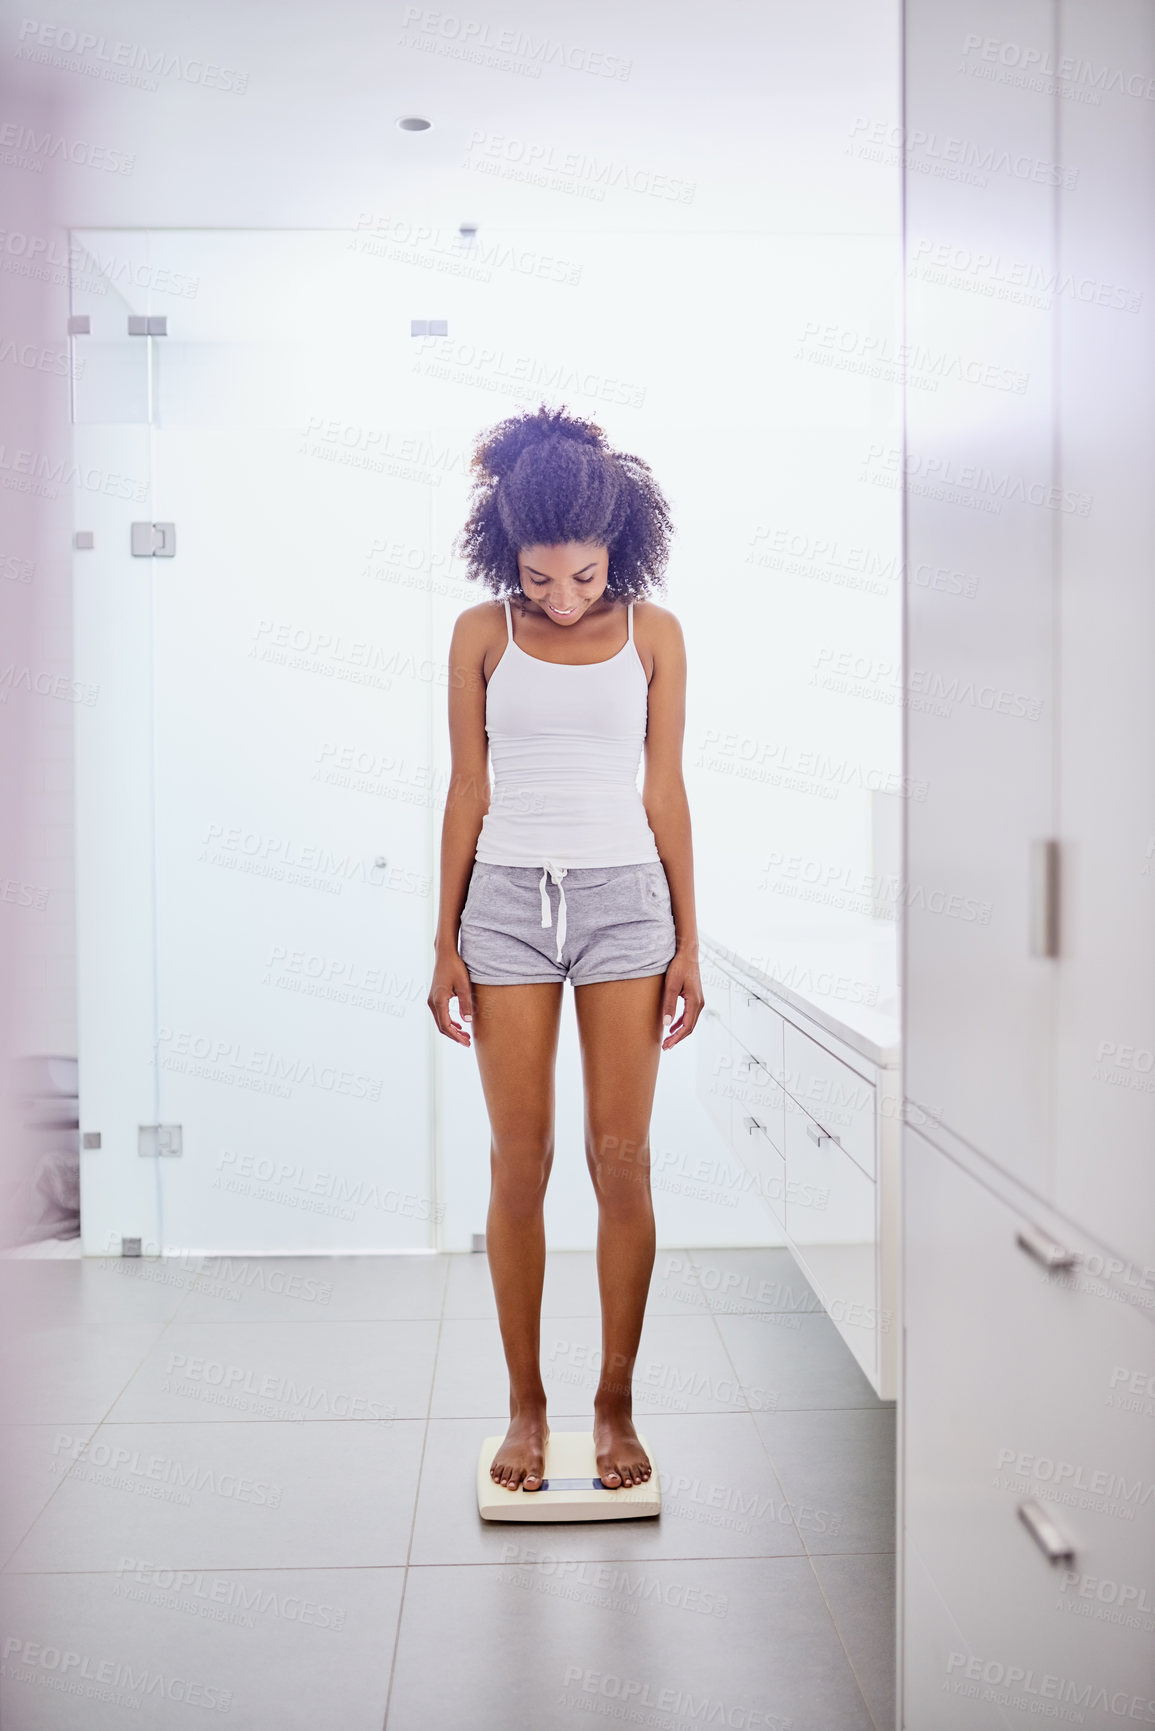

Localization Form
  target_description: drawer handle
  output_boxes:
[1028,838,1060,958]
[1015,1226,1079,1272]
[806,1122,838,1149]
[744,1115,764,1135]
[1017,1500,1075,1565]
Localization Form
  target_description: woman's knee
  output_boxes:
[490,1134,554,1209]
[585,1133,651,1212]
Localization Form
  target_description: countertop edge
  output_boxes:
[700,931,901,1070]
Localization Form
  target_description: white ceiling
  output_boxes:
[15,0,900,236]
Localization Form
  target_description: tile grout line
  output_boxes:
[692,1250,810,1563]
[806,1557,889,1731]
[0,1282,198,1573]
[380,1251,451,1731]
[698,1249,889,1729]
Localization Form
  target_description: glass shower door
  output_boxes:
[74,230,441,1254]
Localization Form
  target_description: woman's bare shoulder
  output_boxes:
[452,598,507,648]
[632,599,684,650]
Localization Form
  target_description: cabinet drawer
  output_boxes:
[733,1112,787,1229]
[699,960,731,1037]
[730,982,786,1081]
[903,1539,1008,1729]
[784,1023,876,1179]
[905,1129,1155,1717]
[785,1100,878,1383]
[732,1046,786,1156]
[695,1007,735,1149]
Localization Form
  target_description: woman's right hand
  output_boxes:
[427,944,474,1047]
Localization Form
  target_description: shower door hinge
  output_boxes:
[138,1124,183,1158]
[131,522,176,557]
[127,314,167,335]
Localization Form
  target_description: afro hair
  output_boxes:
[453,402,673,603]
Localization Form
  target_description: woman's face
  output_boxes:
[516,541,610,626]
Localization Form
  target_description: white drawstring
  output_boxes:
[538,860,568,962]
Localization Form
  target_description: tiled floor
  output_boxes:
[0,1245,895,1730]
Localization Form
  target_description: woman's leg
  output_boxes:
[573,972,666,1488]
[470,979,565,1490]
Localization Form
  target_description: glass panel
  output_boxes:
[144,233,437,1253]
[69,231,151,424]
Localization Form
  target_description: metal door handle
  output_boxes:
[806,1121,837,1149]
[1029,839,1060,957]
[1017,1500,1075,1565]
[1015,1226,1079,1272]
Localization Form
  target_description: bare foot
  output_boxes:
[489,1407,550,1492]
[593,1401,652,1489]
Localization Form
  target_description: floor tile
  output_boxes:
[0,1566,402,1730]
[0,1424,99,1569]
[175,1252,448,1323]
[6,1420,424,1571]
[409,1411,805,1566]
[716,1312,886,1411]
[0,1259,192,1330]
[678,1246,824,1314]
[0,1326,174,1425]
[387,1558,874,1731]
[812,1552,897,1731]
[752,1408,896,1555]
[0,1252,897,1727]
[104,1319,438,1423]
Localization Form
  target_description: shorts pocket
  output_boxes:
[638,862,672,917]
[459,866,491,927]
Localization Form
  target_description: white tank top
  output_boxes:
[474,597,661,872]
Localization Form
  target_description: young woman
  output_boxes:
[427,403,705,1495]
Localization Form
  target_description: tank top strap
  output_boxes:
[627,600,634,643]
[503,596,513,644]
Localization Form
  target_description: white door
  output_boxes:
[902,5,1060,1190]
[1051,2,1155,1272]
[74,231,443,1254]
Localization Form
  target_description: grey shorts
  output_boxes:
[459,860,678,987]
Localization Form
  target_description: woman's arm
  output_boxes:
[428,607,491,1047]
[638,604,705,1046]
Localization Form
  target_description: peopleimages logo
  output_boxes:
[862,442,1094,516]
[945,1650,1155,1721]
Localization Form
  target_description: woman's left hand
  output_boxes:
[660,953,705,1049]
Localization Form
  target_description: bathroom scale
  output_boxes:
[477,1431,661,1522]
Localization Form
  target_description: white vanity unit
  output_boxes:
[696,933,900,1400]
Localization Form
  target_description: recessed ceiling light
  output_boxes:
[397,116,432,131]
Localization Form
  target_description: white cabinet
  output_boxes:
[785,1099,879,1385]
[733,1045,787,1160]
[904,1130,1155,1728]
[902,0,1059,1200]
[784,1023,876,1181]
[697,941,900,1398]
[900,2,1155,1724]
[730,983,786,1085]
[696,1005,736,1152]
[1049,0,1155,1274]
